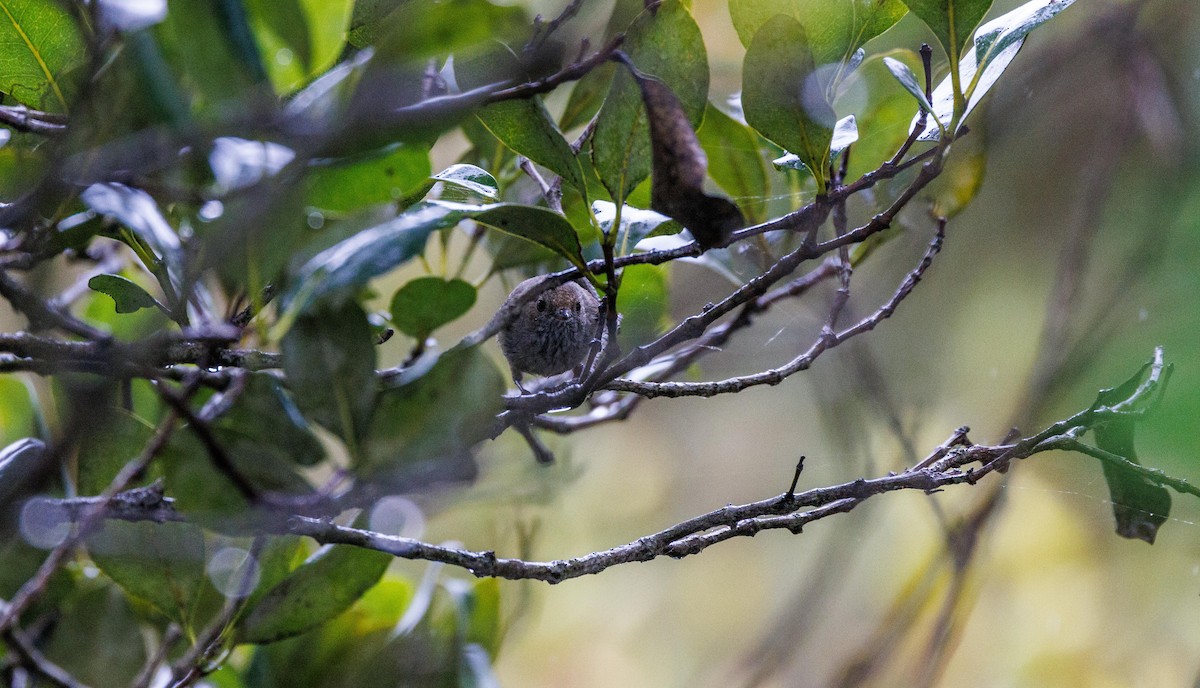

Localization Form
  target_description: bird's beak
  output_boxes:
[557,308,573,320]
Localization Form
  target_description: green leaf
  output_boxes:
[87,274,160,314]
[915,0,1077,140]
[433,164,500,201]
[560,62,615,132]
[0,0,85,112]
[42,585,146,686]
[455,49,586,194]
[696,103,769,224]
[0,378,36,447]
[473,204,588,273]
[246,0,355,95]
[389,277,477,339]
[155,1,261,111]
[882,56,935,115]
[203,179,309,299]
[477,99,587,193]
[214,0,270,83]
[730,0,907,91]
[86,521,206,626]
[214,373,326,467]
[347,0,404,48]
[286,202,467,318]
[742,15,835,192]
[464,578,502,657]
[899,0,993,64]
[238,540,392,644]
[82,183,183,296]
[365,346,504,479]
[925,125,986,217]
[243,535,306,610]
[838,53,924,179]
[245,577,415,684]
[616,264,669,350]
[365,0,526,65]
[592,0,708,201]
[162,432,312,533]
[1092,360,1171,544]
[76,410,154,495]
[281,302,377,448]
[591,200,682,248]
[307,143,432,213]
[773,115,858,172]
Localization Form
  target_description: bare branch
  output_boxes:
[606,219,946,398]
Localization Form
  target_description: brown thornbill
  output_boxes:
[496,277,600,392]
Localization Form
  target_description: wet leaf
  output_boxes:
[592,0,708,202]
[282,302,377,448]
[742,15,835,192]
[914,0,1076,140]
[87,274,160,314]
[389,277,477,339]
[0,437,49,507]
[592,200,682,248]
[614,57,743,250]
[773,115,858,172]
[476,98,586,193]
[473,204,588,273]
[882,56,935,116]
[433,164,500,201]
[238,538,392,644]
[840,54,923,179]
[82,183,183,287]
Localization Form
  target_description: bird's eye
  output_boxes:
[536,298,547,312]
[574,302,581,312]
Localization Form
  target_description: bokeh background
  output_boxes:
[386,0,1200,685]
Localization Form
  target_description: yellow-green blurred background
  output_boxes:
[385,1,1200,685]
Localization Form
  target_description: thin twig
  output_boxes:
[606,219,946,398]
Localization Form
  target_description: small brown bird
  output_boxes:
[497,277,600,392]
